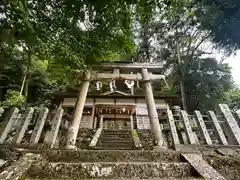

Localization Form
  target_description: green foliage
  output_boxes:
[27,62,63,107]
[220,87,240,111]
[184,58,233,112]
[132,130,137,137]
[0,0,141,106]
[191,125,200,131]
[2,90,24,108]
[0,0,238,111]
[176,123,184,130]
[195,0,240,53]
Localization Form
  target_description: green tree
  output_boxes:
[221,86,240,111]
[184,58,233,112]
[0,0,238,112]
[195,0,240,53]
[0,0,138,107]
[133,0,213,110]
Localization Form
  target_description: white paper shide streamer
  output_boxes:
[124,80,134,89]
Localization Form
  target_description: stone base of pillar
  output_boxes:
[66,144,77,149]
[154,145,167,152]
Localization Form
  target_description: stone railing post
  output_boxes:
[93,117,97,129]
[194,111,212,145]
[141,68,164,146]
[45,107,64,148]
[0,108,19,144]
[167,110,180,149]
[66,71,91,149]
[0,108,4,117]
[89,128,102,147]
[180,110,197,144]
[208,111,228,145]
[219,104,240,145]
[131,129,142,148]
[99,115,104,129]
[236,110,240,123]
[13,107,34,144]
[30,108,49,145]
[130,115,134,130]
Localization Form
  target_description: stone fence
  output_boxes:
[164,104,240,150]
[0,104,239,150]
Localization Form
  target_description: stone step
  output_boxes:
[102,132,131,134]
[137,132,153,135]
[100,136,132,139]
[97,140,134,144]
[93,147,135,150]
[137,132,153,137]
[102,130,131,132]
[101,134,132,137]
[25,178,201,180]
[138,141,154,147]
[27,162,197,179]
[138,136,153,139]
[102,130,131,131]
[97,144,135,149]
[26,178,201,180]
[94,145,136,150]
[97,142,134,146]
[102,133,131,135]
[101,132,131,134]
[100,135,132,138]
[99,137,133,142]
[97,144,134,147]
[96,146,135,149]
[137,130,155,149]
[98,140,133,143]
[100,135,132,139]
[98,142,134,145]
[43,150,183,162]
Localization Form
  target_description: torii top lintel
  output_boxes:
[92,62,164,73]
[89,62,166,82]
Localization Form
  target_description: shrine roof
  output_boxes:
[52,90,181,106]
[53,91,179,99]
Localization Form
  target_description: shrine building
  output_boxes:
[53,61,180,148]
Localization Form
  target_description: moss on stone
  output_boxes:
[42,149,182,162]
[203,151,240,180]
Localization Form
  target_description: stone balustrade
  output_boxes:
[0,104,239,150]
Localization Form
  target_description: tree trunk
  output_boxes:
[24,75,29,108]
[23,48,32,108]
[0,88,4,101]
[19,67,27,96]
[177,43,188,111]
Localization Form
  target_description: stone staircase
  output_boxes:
[136,129,154,150]
[95,129,135,150]
[76,129,95,149]
[24,150,202,179]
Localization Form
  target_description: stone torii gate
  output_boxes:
[66,63,168,149]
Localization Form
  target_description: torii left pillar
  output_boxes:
[66,71,91,149]
[141,68,164,146]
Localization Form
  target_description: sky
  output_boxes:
[221,51,240,87]
[202,48,240,87]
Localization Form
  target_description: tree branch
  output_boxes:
[190,32,213,57]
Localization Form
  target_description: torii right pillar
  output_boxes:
[141,68,164,146]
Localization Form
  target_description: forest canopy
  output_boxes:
[0,0,239,112]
